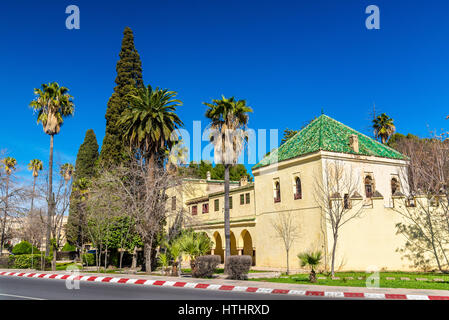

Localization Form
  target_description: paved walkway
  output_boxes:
[1,268,448,300]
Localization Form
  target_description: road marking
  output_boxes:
[0,293,46,300]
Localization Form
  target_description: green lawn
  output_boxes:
[250,271,449,291]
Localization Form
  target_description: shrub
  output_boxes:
[82,253,95,266]
[192,255,221,278]
[12,241,40,255]
[61,243,76,252]
[9,254,51,269]
[225,255,252,280]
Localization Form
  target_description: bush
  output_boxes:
[9,254,51,269]
[12,241,40,255]
[192,255,221,278]
[61,243,76,252]
[225,255,252,280]
[82,253,95,266]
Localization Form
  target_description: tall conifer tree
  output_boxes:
[66,129,99,247]
[100,27,144,166]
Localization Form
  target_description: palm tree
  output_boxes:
[118,84,183,169]
[373,113,395,144]
[27,159,43,213]
[298,251,322,283]
[30,82,75,260]
[179,231,213,272]
[60,163,74,184]
[203,96,253,268]
[1,157,17,252]
[118,84,183,272]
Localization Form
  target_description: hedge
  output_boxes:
[192,255,221,278]
[9,254,51,269]
[82,253,95,266]
[12,241,40,255]
[225,255,252,280]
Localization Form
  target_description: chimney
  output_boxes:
[240,175,248,187]
[206,171,211,181]
[349,134,359,153]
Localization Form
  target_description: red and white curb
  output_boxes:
[1,271,448,300]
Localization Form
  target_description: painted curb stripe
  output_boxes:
[1,272,448,300]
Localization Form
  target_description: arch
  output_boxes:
[239,229,255,266]
[213,231,224,263]
[294,177,302,199]
[364,175,373,198]
[274,181,281,202]
[391,177,400,195]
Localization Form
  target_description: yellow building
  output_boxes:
[173,115,429,272]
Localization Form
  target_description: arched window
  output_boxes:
[391,178,400,195]
[274,181,281,203]
[365,175,373,198]
[294,177,302,200]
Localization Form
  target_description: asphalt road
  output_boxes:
[0,276,338,300]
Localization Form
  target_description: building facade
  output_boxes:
[173,115,428,272]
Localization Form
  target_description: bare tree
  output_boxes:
[393,133,449,272]
[314,160,364,276]
[271,211,300,275]
[87,157,183,273]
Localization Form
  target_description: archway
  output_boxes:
[213,232,224,263]
[240,230,255,266]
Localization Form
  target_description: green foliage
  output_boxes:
[180,161,252,182]
[103,216,143,251]
[82,253,95,266]
[158,253,170,268]
[2,157,17,175]
[178,231,213,261]
[298,251,322,272]
[29,82,75,136]
[100,27,144,166]
[12,241,40,255]
[372,113,396,144]
[118,85,183,160]
[61,243,76,252]
[281,128,299,145]
[74,129,99,181]
[9,254,50,269]
[387,132,419,150]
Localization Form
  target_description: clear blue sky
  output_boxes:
[1,0,448,179]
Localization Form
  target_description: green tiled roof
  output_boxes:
[253,114,407,169]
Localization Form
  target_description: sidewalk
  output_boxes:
[1,268,449,300]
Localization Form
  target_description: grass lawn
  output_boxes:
[250,271,449,291]
[55,262,80,271]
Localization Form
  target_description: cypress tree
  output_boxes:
[100,27,144,166]
[73,129,99,181]
[66,129,99,247]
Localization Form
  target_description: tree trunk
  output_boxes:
[52,247,56,271]
[131,246,137,269]
[331,233,338,276]
[45,134,54,258]
[286,249,290,275]
[0,176,10,253]
[223,164,231,272]
[104,246,108,269]
[30,176,36,213]
[145,240,153,273]
[119,250,124,269]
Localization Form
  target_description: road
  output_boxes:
[0,276,340,300]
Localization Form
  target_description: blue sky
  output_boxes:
[1,0,448,180]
